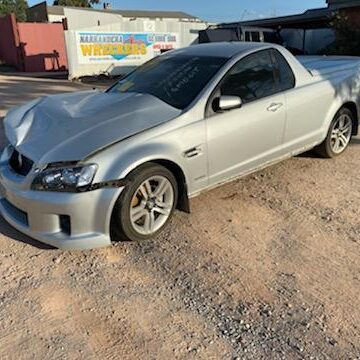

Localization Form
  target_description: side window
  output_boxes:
[220,50,277,104]
[272,49,296,91]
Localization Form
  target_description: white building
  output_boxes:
[27,2,208,78]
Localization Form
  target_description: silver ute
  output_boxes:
[0,42,359,249]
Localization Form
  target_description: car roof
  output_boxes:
[169,42,272,58]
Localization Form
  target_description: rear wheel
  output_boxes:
[111,163,178,242]
[315,108,354,158]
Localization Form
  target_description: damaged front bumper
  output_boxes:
[0,147,124,250]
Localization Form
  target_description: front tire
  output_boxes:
[315,108,354,158]
[111,163,178,242]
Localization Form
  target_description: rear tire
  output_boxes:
[110,163,178,242]
[314,108,354,158]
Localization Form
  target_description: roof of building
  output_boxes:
[237,8,331,28]
[47,5,65,16]
[46,5,200,20]
[213,0,360,29]
[327,0,360,7]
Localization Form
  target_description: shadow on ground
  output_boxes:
[350,137,360,145]
[296,149,320,159]
[0,215,55,249]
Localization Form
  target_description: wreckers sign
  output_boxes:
[76,31,179,64]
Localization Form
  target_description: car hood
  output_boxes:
[4,91,181,163]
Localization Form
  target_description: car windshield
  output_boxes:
[108,54,228,109]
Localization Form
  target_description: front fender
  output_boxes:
[108,142,187,181]
[87,140,192,214]
[87,138,192,188]
[86,114,208,197]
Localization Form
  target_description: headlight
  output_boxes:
[31,164,98,192]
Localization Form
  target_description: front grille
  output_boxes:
[9,149,34,176]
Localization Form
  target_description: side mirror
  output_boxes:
[218,95,242,111]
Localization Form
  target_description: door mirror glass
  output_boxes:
[218,95,242,111]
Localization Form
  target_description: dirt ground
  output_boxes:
[0,75,359,359]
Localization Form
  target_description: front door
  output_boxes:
[206,49,287,186]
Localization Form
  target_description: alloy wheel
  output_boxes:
[129,175,174,235]
[330,114,352,154]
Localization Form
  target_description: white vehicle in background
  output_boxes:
[199,25,282,45]
[0,42,360,249]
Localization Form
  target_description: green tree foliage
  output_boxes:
[53,0,100,7]
[0,0,28,21]
[327,11,360,56]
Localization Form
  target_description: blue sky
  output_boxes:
[28,0,327,22]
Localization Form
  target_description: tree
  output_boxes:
[53,0,100,7]
[326,11,360,56]
[0,0,28,21]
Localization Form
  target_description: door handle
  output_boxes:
[267,102,283,112]
[184,146,202,158]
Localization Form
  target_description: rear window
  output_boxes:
[273,49,296,91]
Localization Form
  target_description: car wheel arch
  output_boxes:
[322,100,359,141]
[119,159,190,214]
[151,159,190,213]
[341,101,359,136]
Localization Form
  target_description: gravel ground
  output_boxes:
[0,75,359,359]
